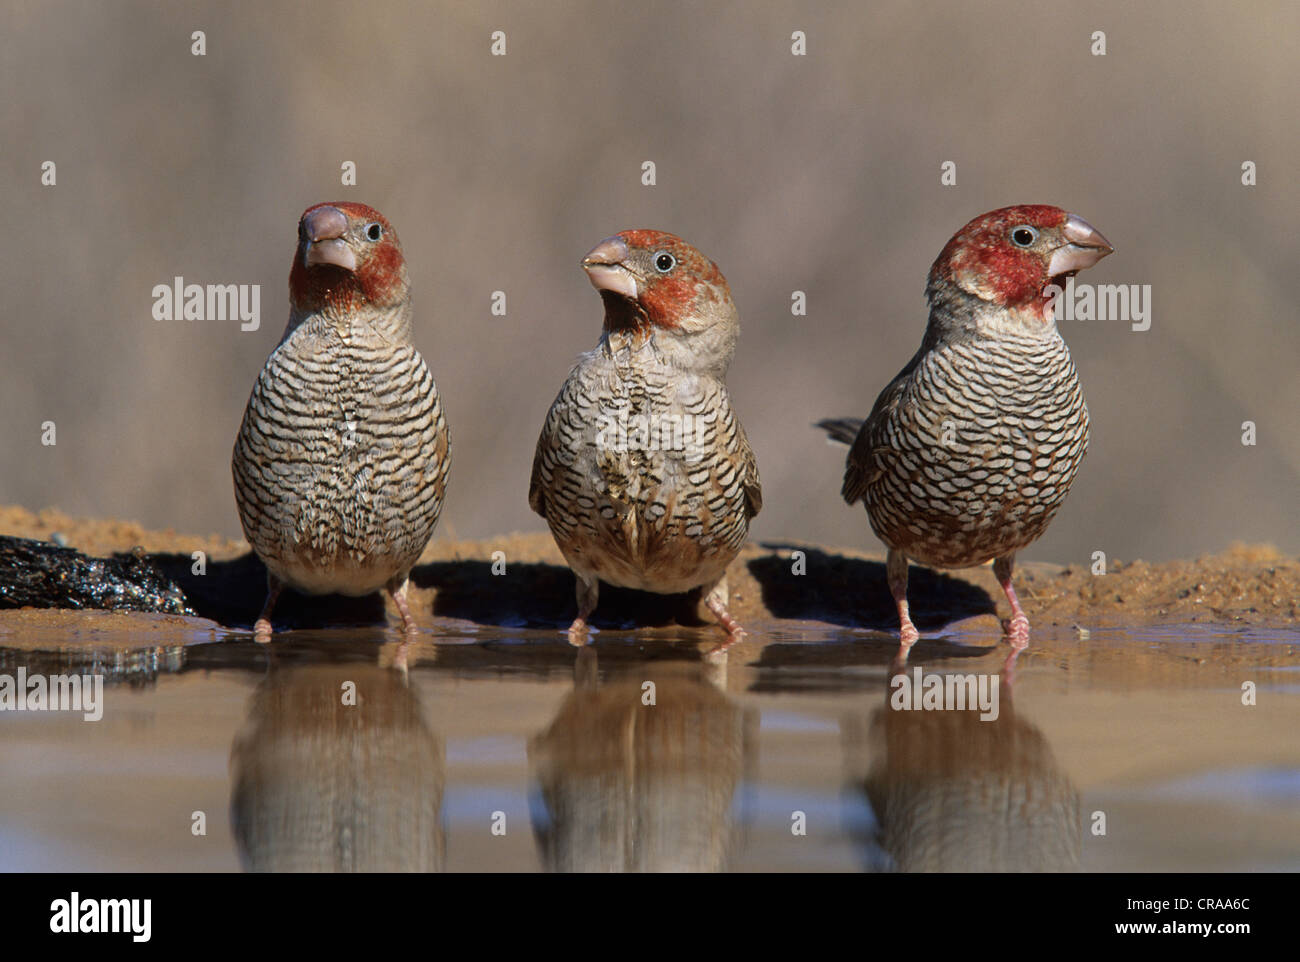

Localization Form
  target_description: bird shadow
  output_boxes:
[150,552,387,630]
[146,551,715,633]
[410,560,711,631]
[147,543,997,638]
[746,543,996,631]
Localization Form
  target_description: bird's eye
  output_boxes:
[654,251,676,273]
[366,223,384,242]
[1011,226,1037,247]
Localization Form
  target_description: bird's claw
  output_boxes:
[566,619,595,647]
[1002,614,1030,650]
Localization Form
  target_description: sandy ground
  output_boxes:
[1,505,1296,654]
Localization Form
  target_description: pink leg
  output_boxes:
[704,585,746,654]
[887,549,920,659]
[706,596,745,637]
[253,574,283,644]
[993,555,1030,649]
[567,574,599,646]
[387,575,419,636]
[707,598,748,657]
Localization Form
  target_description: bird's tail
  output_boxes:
[814,417,864,447]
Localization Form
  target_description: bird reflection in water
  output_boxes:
[849,665,1080,871]
[229,661,444,871]
[528,647,756,871]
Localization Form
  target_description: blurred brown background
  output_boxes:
[3,0,1297,564]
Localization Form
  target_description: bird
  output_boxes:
[529,230,762,646]
[528,668,751,871]
[818,205,1111,659]
[232,202,450,641]
[230,663,446,871]
[861,672,1080,871]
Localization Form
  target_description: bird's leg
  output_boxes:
[253,573,283,644]
[993,554,1030,649]
[703,575,745,653]
[887,548,920,658]
[567,573,599,646]
[387,574,419,636]
[705,597,744,637]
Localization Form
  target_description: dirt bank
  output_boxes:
[1,505,1295,648]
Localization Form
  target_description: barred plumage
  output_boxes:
[530,231,761,644]
[232,203,450,639]
[863,684,1080,872]
[528,672,751,871]
[821,205,1111,658]
[531,342,757,592]
[853,327,1088,569]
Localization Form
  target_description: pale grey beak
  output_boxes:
[302,205,357,272]
[1047,214,1113,278]
[582,236,637,299]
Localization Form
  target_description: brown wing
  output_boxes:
[842,345,926,506]
[735,420,763,519]
[528,392,565,519]
[529,361,589,520]
[527,429,549,518]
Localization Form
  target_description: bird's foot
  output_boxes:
[995,562,1031,650]
[253,576,282,644]
[566,618,595,647]
[703,594,746,654]
[706,626,746,657]
[1002,613,1030,650]
[890,618,920,670]
[388,581,420,636]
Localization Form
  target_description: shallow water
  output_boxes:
[1,622,1297,872]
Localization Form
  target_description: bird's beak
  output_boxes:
[302,206,357,272]
[1047,214,1113,278]
[582,236,638,299]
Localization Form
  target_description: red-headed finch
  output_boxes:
[530,230,762,646]
[819,205,1111,660]
[233,202,450,640]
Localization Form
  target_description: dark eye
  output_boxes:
[654,251,676,273]
[366,223,383,242]
[1011,226,1037,247]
